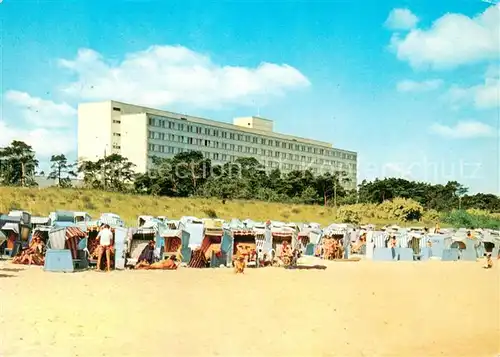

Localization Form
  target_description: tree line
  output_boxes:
[1,140,499,213]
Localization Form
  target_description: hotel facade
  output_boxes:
[77,100,357,189]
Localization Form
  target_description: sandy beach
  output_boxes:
[0,260,498,357]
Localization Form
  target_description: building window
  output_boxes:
[112,107,121,112]
[148,130,153,139]
[274,151,280,158]
[214,141,220,148]
[230,133,235,140]
[252,137,258,143]
[245,147,251,153]
[188,137,193,145]
[245,135,250,142]
[261,138,267,145]
[281,142,286,149]
[112,119,121,124]
[168,122,174,129]
[113,133,121,137]
[237,145,243,152]
[204,140,210,147]
[230,144,235,150]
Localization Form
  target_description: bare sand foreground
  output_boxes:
[0,260,498,357]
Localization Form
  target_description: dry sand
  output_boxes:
[0,260,498,357]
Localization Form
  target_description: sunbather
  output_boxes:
[148,255,178,270]
[12,237,45,266]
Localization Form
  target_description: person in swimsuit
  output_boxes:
[96,224,113,272]
[148,255,178,270]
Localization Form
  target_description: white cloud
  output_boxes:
[58,45,311,109]
[0,120,75,157]
[5,90,76,128]
[1,92,76,157]
[385,9,419,30]
[390,4,500,69]
[429,120,496,139]
[397,79,443,92]
[446,64,500,109]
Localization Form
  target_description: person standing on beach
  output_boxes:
[96,224,113,272]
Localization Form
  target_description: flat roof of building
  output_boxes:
[80,100,357,154]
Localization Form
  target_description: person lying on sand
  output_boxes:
[137,255,178,270]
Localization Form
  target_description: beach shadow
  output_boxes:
[0,268,24,273]
[0,273,16,278]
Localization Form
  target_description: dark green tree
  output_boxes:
[0,140,38,187]
[48,154,77,187]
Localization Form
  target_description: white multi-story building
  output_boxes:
[77,100,357,189]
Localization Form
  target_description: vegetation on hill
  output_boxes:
[0,140,499,228]
[0,187,498,229]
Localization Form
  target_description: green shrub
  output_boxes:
[442,210,500,229]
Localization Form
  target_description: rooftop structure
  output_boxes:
[77,100,357,189]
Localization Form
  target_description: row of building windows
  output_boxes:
[146,143,356,170]
[147,118,356,160]
[147,130,356,161]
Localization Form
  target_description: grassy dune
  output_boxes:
[0,187,436,227]
[0,187,337,226]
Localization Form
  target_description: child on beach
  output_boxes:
[484,253,493,269]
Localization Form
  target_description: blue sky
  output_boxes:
[1,0,499,194]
